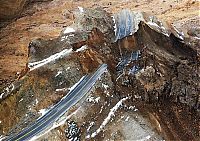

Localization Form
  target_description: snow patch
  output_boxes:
[56,88,67,92]
[35,99,39,105]
[102,83,110,96]
[64,27,75,34]
[111,16,117,35]
[194,36,200,40]
[0,83,15,99]
[19,98,23,102]
[147,21,160,30]
[78,6,84,13]
[55,70,62,77]
[102,83,109,90]
[87,96,100,103]
[38,109,48,116]
[30,107,79,141]
[95,97,100,103]
[172,24,184,40]
[86,97,128,139]
[129,105,135,110]
[66,66,71,70]
[61,34,74,41]
[0,93,4,99]
[61,36,65,41]
[147,21,169,37]
[99,105,104,113]
[125,116,130,122]
[0,135,6,141]
[75,45,88,52]
[28,48,73,71]
[87,121,95,132]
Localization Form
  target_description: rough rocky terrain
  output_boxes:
[0,0,199,89]
[0,0,199,141]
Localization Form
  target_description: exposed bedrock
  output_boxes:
[0,8,199,141]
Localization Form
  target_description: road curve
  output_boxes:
[5,64,107,141]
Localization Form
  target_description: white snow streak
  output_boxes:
[38,109,48,116]
[87,121,95,132]
[0,83,15,100]
[30,108,79,141]
[55,88,67,92]
[172,25,184,40]
[66,66,71,70]
[19,98,23,102]
[35,99,39,105]
[0,93,4,99]
[64,27,75,34]
[86,97,128,139]
[61,34,74,41]
[0,135,6,141]
[111,16,117,35]
[87,96,100,103]
[28,48,73,71]
[102,83,109,90]
[125,116,130,121]
[55,70,62,77]
[75,45,88,52]
[147,21,169,37]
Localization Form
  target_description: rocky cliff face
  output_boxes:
[0,0,199,141]
[0,0,199,92]
[0,7,199,141]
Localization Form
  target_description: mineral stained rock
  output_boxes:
[0,7,199,141]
